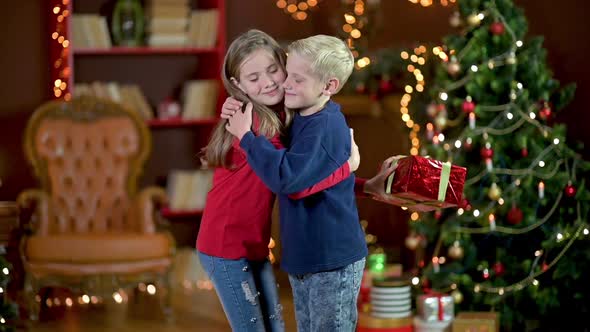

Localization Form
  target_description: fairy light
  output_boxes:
[276,0,319,21]
[408,0,456,7]
[49,0,71,101]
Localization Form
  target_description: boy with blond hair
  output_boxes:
[226,35,366,331]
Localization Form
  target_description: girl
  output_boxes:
[197,30,358,332]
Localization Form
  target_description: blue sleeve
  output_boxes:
[239,128,344,195]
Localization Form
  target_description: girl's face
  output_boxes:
[234,49,286,107]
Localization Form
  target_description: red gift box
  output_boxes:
[377,156,467,212]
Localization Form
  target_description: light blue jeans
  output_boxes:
[198,251,285,332]
[288,258,366,332]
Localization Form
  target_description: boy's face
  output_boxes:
[236,49,285,107]
[283,52,327,111]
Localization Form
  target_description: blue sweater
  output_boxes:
[240,100,368,274]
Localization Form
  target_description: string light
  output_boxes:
[49,0,71,101]
[408,0,456,7]
[276,0,319,21]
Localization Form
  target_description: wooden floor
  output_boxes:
[27,282,297,332]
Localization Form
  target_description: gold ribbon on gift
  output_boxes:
[384,158,453,207]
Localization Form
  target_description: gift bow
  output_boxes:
[385,158,453,206]
[425,291,447,321]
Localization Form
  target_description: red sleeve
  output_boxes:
[354,177,369,198]
[288,162,351,199]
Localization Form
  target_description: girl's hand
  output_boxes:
[348,129,360,172]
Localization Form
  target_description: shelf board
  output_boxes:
[161,207,204,218]
[73,46,220,56]
[148,118,218,128]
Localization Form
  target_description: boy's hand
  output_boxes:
[364,155,403,199]
[226,102,253,140]
[221,97,243,119]
[348,129,360,172]
[268,237,276,264]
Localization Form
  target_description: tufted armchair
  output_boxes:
[17,96,175,320]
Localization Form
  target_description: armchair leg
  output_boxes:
[24,273,40,321]
[160,269,174,323]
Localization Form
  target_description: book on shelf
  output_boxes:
[71,14,112,49]
[187,10,219,48]
[145,0,191,47]
[181,80,219,120]
[74,81,153,120]
[167,169,213,211]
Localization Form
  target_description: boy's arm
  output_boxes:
[289,162,350,199]
[240,129,343,195]
[227,102,347,194]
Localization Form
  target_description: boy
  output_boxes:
[226,35,366,331]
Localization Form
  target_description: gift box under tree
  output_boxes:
[379,156,467,212]
[417,293,454,322]
[451,312,499,332]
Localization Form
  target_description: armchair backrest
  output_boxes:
[24,96,151,235]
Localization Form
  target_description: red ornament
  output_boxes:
[460,198,472,211]
[480,147,494,160]
[493,262,505,276]
[462,100,476,114]
[542,263,549,272]
[564,183,577,197]
[507,206,524,225]
[379,79,393,93]
[489,22,505,35]
[434,210,443,220]
[521,148,528,157]
[355,83,366,94]
[539,107,552,121]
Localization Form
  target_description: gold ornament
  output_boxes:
[506,52,517,65]
[466,13,481,26]
[435,114,448,130]
[405,235,420,250]
[447,61,461,75]
[448,241,464,259]
[449,11,461,27]
[488,183,502,200]
[451,289,463,304]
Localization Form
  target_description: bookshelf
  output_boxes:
[73,46,221,55]
[49,0,226,219]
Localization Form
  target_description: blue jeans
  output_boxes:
[288,258,365,332]
[198,251,285,332]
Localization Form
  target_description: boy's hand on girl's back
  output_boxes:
[348,128,360,172]
[226,102,253,140]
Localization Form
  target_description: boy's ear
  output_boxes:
[230,77,247,94]
[323,78,340,96]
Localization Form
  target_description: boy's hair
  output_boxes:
[287,35,354,93]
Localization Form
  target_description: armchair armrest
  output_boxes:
[134,186,168,234]
[16,189,50,235]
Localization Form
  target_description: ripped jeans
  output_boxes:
[198,251,285,332]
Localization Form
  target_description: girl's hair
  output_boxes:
[204,29,292,168]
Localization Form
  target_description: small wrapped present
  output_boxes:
[377,156,467,212]
[414,316,452,332]
[357,312,414,332]
[417,293,454,322]
[451,312,499,332]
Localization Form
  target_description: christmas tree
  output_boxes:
[407,0,590,330]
